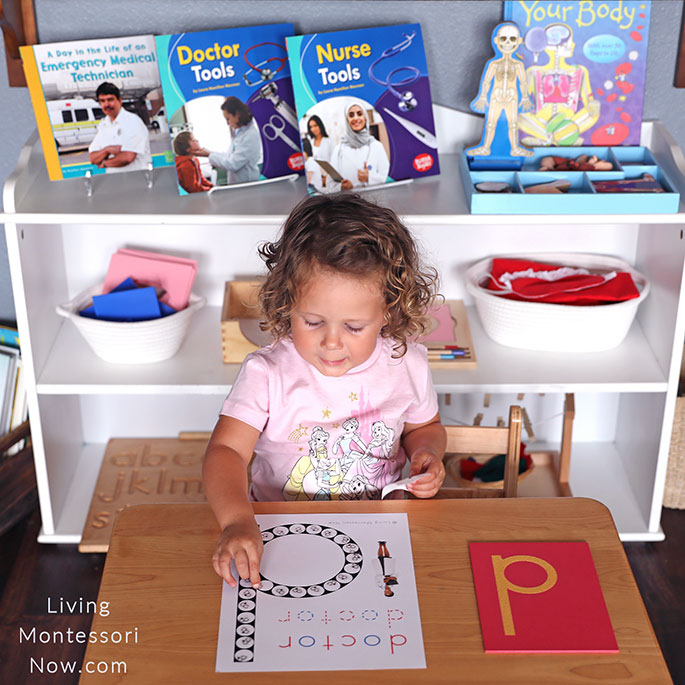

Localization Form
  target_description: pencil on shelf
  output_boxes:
[425,344,464,351]
[427,350,468,360]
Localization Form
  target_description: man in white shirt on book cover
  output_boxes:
[88,82,152,173]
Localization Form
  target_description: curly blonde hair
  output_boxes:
[258,193,439,357]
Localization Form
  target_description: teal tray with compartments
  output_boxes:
[460,146,680,214]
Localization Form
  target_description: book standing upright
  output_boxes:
[504,0,652,147]
[156,24,303,196]
[287,24,440,193]
[21,35,173,181]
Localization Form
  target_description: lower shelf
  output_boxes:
[35,440,664,543]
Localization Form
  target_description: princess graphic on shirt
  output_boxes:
[332,417,368,474]
[282,426,343,501]
[366,420,395,460]
[340,474,376,500]
[340,420,397,498]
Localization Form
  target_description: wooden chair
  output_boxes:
[436,405,523,499]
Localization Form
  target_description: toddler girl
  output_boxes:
[203,193,446,587]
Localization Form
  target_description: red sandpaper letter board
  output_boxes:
[469,541,618,653]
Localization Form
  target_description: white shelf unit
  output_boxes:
[3,107,685,543]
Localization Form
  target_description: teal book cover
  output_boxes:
[156,24,303,196]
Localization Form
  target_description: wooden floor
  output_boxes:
[1,506,683,684]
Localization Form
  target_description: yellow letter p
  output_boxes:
[491,554,558,635]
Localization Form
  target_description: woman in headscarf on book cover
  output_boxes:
[328,101,389,192]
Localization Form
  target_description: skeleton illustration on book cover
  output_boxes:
[282,388,400,501]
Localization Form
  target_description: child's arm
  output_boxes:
[203,415,262,588]
[402,412,446,498]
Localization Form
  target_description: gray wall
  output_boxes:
[1,0,684,320]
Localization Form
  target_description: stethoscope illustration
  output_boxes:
[244,42,298,130]
[243,42,288,86]
[382,107,437,149]
[368,31,420,112]
[262,114,300,152]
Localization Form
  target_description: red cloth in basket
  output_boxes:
[484,258,640,305]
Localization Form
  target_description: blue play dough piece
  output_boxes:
[159,301,177,317]
[92,286,161,322]
[111,277,138,292]
[79,305,97,318]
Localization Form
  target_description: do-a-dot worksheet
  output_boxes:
[216,513,425,672]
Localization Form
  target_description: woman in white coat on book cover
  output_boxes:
[328,101,389,191]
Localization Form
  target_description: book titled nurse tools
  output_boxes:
[156,24,303,196]
[21,35,173,181]
[286,24,440,194]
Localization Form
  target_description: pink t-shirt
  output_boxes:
[221,337,438,502]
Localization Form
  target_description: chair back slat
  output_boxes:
[439,405,522,499]
[444,426,510,455]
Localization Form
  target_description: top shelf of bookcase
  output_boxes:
[3,109,685,225]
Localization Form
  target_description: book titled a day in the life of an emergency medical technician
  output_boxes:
[21,35,173,181]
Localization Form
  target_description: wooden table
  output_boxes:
[80,498,671,684]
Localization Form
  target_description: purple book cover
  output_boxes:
[287,24,439,194]
[504,0,651,146]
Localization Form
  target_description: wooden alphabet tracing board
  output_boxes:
[79,437,207,553]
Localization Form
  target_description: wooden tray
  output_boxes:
[422,299,477,369]
[220,280,265,363]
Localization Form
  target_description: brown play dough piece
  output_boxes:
[525,179,572,194]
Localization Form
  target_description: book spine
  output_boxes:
[20,46,64,181]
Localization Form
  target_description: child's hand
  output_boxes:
[212,515,264,588]
[407,449,445,498]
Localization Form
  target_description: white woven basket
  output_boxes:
[465,253,650,352]
[56,284,206,364]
